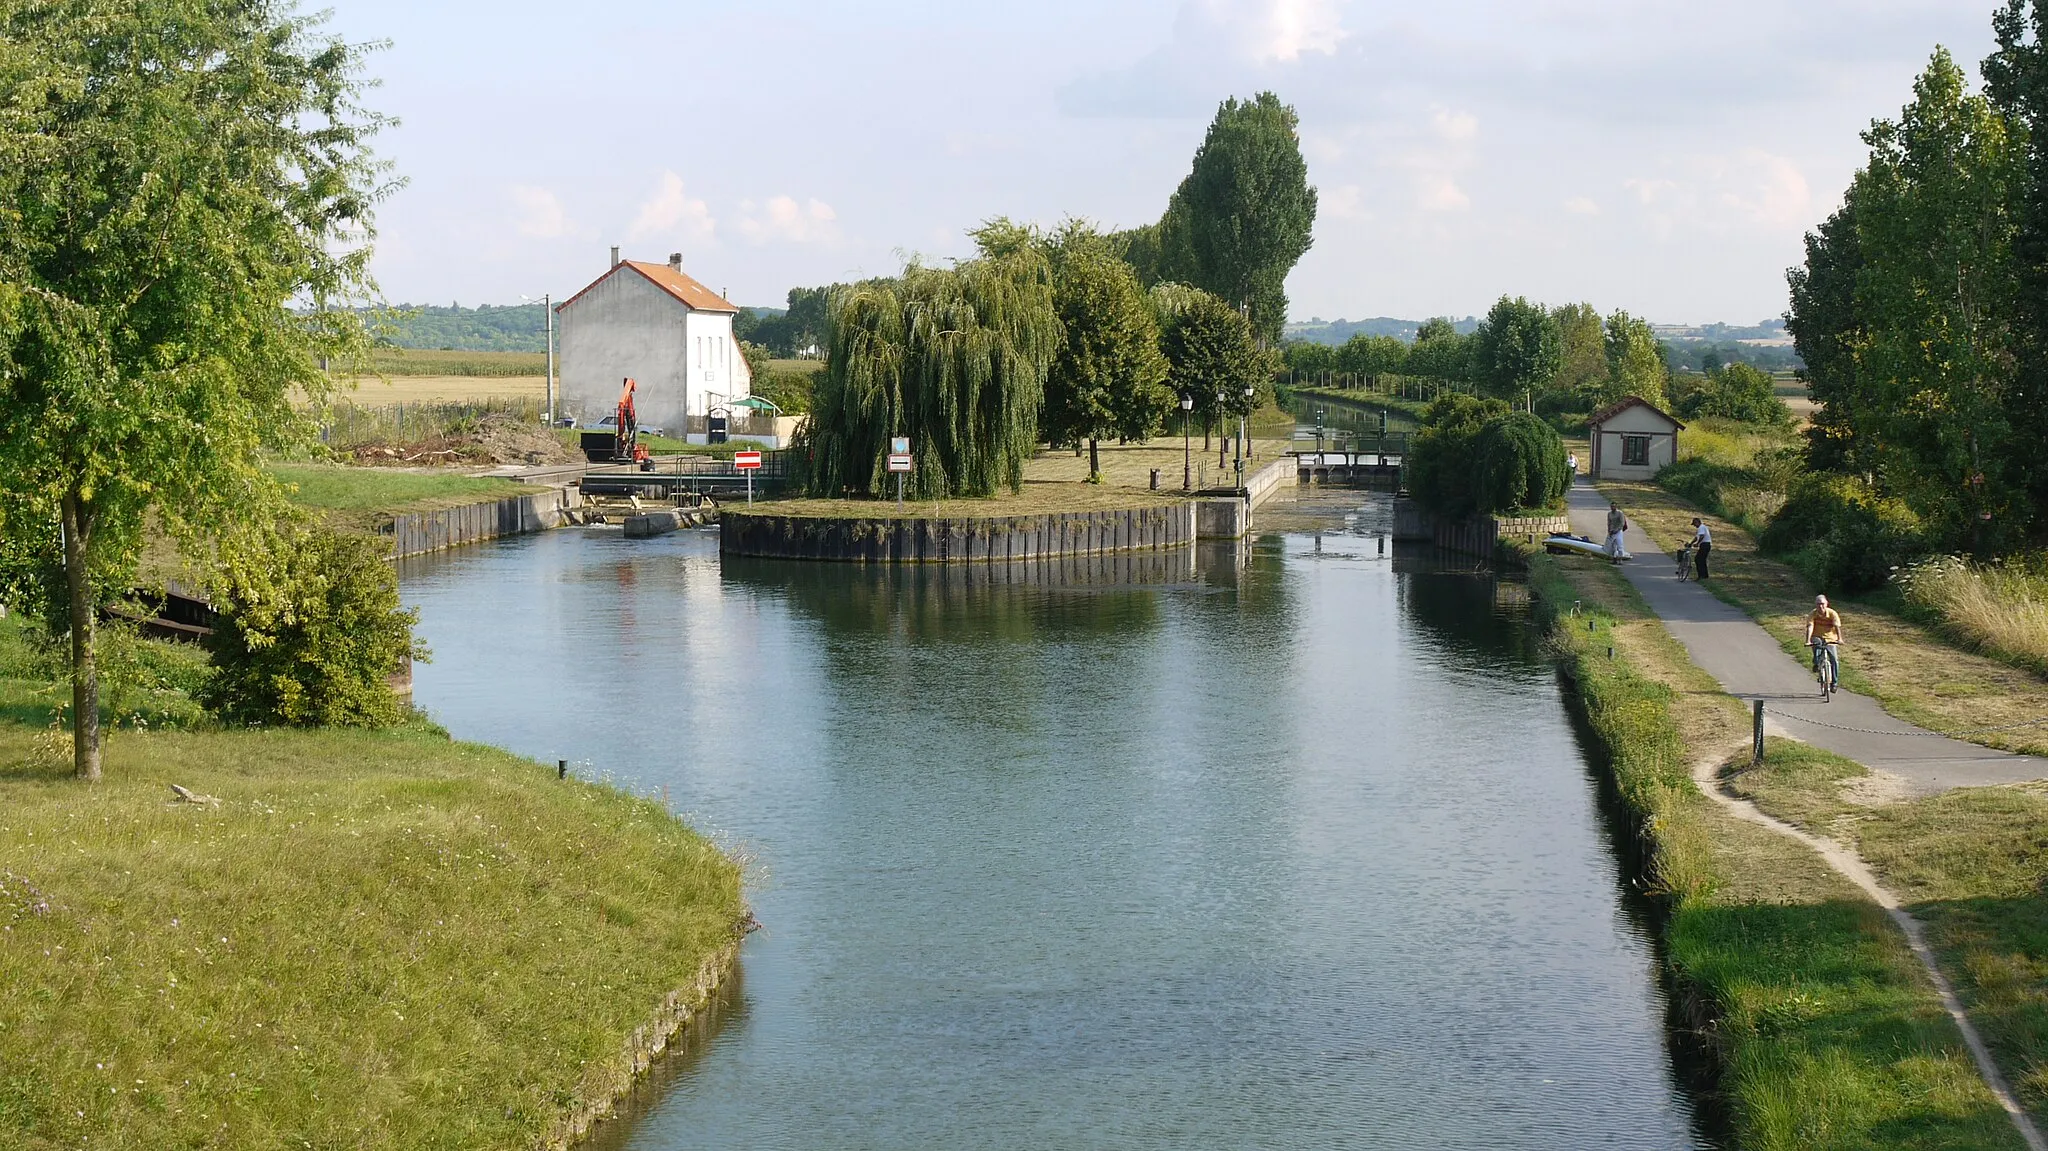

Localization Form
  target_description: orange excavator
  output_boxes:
[582,377,654,467]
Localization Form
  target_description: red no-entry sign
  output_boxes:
[733,450,763,470]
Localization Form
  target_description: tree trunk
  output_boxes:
[1087,438,1100,481]
[61,490,102,782]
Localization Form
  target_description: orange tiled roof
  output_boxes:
[557,260,740,315]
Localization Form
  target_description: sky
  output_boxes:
[322,0,2003,326]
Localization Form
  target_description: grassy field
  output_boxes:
[365,348,548,377]
[1602,479,2048,757]
[1529,547,2028,1149]
[0,616,746,1150]
[269,464,530,529]
[1724,739,2048,1128]
[330,375,548,404]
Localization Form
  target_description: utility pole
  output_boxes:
[544,293,556,426]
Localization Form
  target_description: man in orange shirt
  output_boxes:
[1804,595,1844,690]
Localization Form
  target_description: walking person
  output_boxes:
[1566,450,1578,478]
[1690,517,1713,580]
[1606,501,1632,559]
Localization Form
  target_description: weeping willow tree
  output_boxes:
[803,250,1057,499]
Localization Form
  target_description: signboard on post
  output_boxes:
[891,436,911,455]
[887,452,913,511]
[734,450,762,505]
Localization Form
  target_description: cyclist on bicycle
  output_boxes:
[1804,595,1844,690]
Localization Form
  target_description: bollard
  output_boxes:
[1607,646,1614,659]
[1150,468,1160,491]
[558,759,567,780]
[1752,700,1765,766]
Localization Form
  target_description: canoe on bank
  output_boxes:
[1544,533,1629,563]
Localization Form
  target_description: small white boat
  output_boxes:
[1544,532,1628,562]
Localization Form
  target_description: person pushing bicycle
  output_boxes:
[1805,595,1844,696]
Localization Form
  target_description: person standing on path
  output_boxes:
[1606,501,1631,559]
[1567,451,1578,477]
[1691,517,1713,579]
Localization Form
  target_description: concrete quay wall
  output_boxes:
[719,502,1196,563]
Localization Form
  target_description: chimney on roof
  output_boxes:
[610,246,620,269]
[668,252,683,273]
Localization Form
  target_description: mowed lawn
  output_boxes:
[0,719,745,1150]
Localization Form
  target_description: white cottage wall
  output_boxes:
[1591,404,1680,480]
[557,270,692,431]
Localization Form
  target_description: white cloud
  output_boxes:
[1323,184,1367,220]
[1563,196,1602,216]
[509,186,574,239]
[1414,174,1470,213]
[1714,150,1813,227]
[1430,107,1478,143]
[1245,0,1347,63]
[736,196,840,245]
[628,172,716,242]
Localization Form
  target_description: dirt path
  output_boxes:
[1567,480,2048,793]
[1687,749,2048,1151]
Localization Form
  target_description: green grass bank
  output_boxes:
[1527,547,2026,1149]
[0,620,747,1149]
[270,463,530,531]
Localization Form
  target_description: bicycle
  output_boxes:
[1810,639,1838,702]
[1675,540,1696,581]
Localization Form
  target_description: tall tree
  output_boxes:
[0,0,388,779]
[1549,302,1606,398]
[1159,93,1317,344]
[1986,1,2048,518]
[1785,195,1867,471]
[1336,334,1408,389]
[1842,48,2024,547]
[1406,317,1473,383]
[1042,226,1170,481]
[1602,310,1670,407]
[1472,296,1562,402]
[1155,284,1272,444]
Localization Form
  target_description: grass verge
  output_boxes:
[0,717,745,1150]
[1724,738,2048,1128]
[270,464,530,530]
[1599,478,2048,757]
[1528,546,2026,1148]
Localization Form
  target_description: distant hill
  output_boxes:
[371,304,547,352]
[1283,316,1479,345]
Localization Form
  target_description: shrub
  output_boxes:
[1405,393,1509,518]
[1470,412,1569,514]
[1674,363,1794,427]
[202,526,424,727]
[1761,473,1923,593]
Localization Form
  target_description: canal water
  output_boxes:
[400,493,1710,1150]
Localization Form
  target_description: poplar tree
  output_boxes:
[1158,93,1317,344]
[1472,296,1562,403]
[1153,284,1271,445]
[0,0,389,779]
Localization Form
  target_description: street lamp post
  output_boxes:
[520,293,557,425]
[1180,393,1194,491]
[1216,391,1226,469]
[1234,383,1254,489]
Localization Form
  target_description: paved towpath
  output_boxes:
[1566,480,2047,794]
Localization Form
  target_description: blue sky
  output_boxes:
[324,0,2000,325]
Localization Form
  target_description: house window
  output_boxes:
[1621,435,1651,466]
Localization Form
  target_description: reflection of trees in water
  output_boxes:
[1395,566,1545,667]
[723,552,1190,644]
[723,553,1187,737]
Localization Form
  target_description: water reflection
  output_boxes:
[400,497,1710,1151]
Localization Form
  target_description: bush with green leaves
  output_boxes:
[202,526,424,727]
[1470,412,1569,515]
[1761,473,1924,593]
[1406,393,1509,518]
[1674,363,1794,427]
